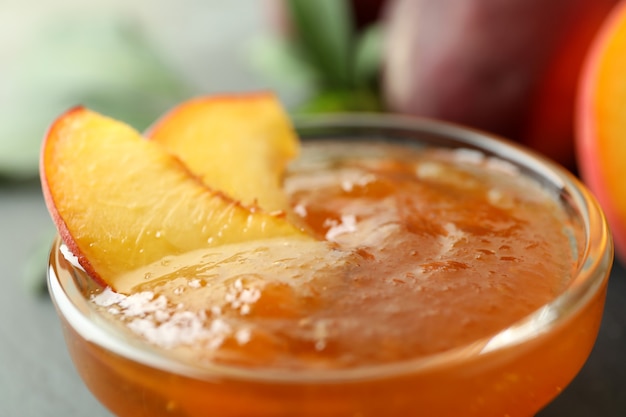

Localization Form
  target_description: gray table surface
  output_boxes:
[2,180,626,417]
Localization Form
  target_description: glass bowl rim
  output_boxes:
[47,113,613,383]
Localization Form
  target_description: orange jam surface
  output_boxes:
[87,141,579,370]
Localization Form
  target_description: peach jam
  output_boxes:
[50,131,610,417]
[85,141,580,369]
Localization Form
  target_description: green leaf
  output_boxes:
[295,89,382,114]
[353,23,383,87]
[247,34,318,95]
[0,16,191,180]
[0,124,41,180]
[286,0,355,88]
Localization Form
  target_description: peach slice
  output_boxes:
[40,107,310,291]
[576,0,626,261]
[147,92,298,213]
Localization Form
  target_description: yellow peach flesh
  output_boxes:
[40,107,310,291]
[147,92,299,213]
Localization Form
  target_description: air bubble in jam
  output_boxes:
[82,142,581,370]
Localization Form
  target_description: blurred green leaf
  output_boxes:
[0,16,191,180]
[353,23,383,88]
[286,0,354,88]
[251,1,385,114]
[296,89,382,114]
[247,34,318,96]
[0,131,40,180]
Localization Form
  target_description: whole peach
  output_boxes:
[382,0,617,170]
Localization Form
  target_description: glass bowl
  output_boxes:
[47,114,613,417]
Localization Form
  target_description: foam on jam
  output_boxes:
[86,142,580,370]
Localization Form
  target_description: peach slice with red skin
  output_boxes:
[147,92,298,213]
[40,107,310,291]
[576,0,626,261]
